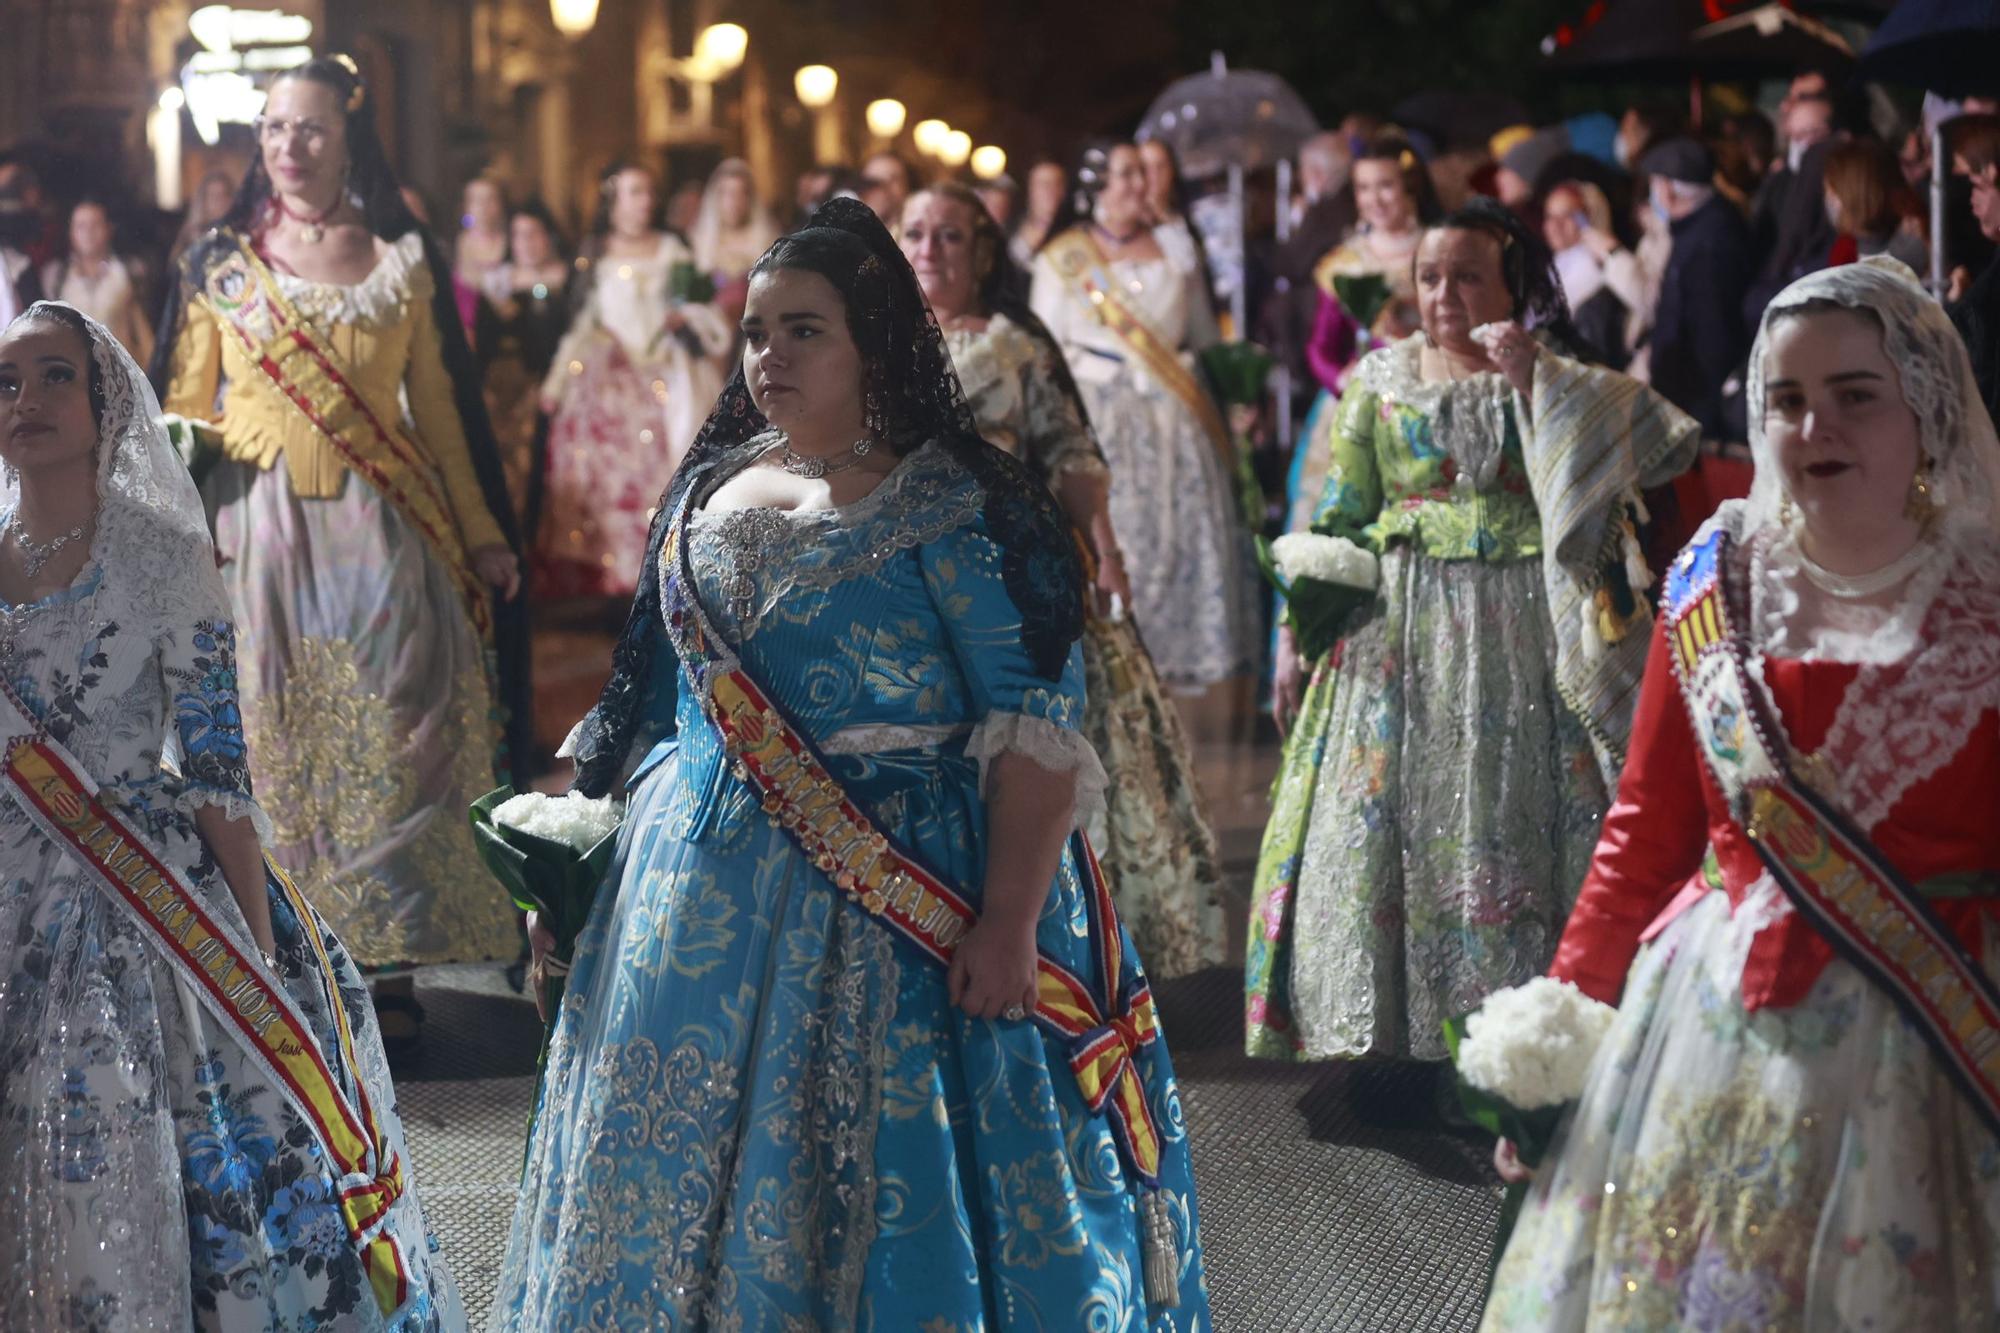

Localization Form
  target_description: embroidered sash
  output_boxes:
[1663,527,2000,1135]
[657,496,1168,1192]
[199,237,491,641]
[1042,228,1233,465]
[0,680,413,1315]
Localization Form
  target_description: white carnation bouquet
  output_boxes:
[1451,976,1617,1111]
[1444,977,1618,1263]
[1255,532,1380,659]
[1268,532,1379,592]
[469,786,625,1038]
[489,790,623,850]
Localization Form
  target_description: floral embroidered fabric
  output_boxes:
[0,306,461,1330]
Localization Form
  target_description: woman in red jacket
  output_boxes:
[1484,256,2000,1330]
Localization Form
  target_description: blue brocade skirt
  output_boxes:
[490,740,1211,1331]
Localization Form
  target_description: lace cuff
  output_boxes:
[173,784,277,847]
[964,711,1109,828]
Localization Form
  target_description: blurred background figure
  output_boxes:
[1541,179,1645,370]
[537,160,729,602]
[860,149,916,227]
[40,198,152,363]
[688,156,779,325]
[477,200,572,525]
[1009,158,1069,268]
[455,175,510,291]
[169,169,236,264]
[1823,136,1927,270]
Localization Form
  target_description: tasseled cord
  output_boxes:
[1143,1188,1181,1308]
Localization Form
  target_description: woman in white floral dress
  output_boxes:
[0,302,461,1330]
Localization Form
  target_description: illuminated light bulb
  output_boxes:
[550,0,599,39]
[794,65,838,109]
[912,119,949,155]
[694,22,747,75]
[938,130,972,167]
[970,145,1007,180]
[866,99,907,139]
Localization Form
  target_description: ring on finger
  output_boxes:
[1003,1003,1027,1021]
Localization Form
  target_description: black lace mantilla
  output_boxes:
[569,199,1083,797]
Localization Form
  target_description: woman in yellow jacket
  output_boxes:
[153,55,526,1047]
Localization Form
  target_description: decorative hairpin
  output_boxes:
[1399,149,1417,170]
[331,53,366,111]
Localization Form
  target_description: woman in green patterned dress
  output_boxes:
[1247,200,1694,1063]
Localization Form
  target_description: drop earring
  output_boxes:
[1904,465,1937,527]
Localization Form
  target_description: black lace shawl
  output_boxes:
[568,198,1085,798]
[149,225,536,781]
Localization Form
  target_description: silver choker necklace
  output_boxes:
[776,435,874,479]
[1797,537,1935,599]
[7,518,86,577]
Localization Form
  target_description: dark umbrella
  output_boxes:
[1858,0,2000,98]
[1544,0,1854,81]
[1391,91,1532,151]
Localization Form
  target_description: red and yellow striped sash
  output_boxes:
[0,689,411,1313]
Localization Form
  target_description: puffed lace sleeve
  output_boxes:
[919,509,1107,826]
[152,530,274,843]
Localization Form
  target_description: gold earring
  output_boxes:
[1904,465,1937,527]
[1778,490,1796,529]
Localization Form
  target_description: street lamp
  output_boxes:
[912,118,949,156]
[866,99,907,139]
[693,22,748,77]
[794,65,838,109]
[550,0,599,39]
[939,129,972,168]
[970,145,1007,180]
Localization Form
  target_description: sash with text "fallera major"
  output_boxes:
[657,490,1183,1306]
[1042,227,1233,465]
[1664,525,2000,1136]
[199,235,491,642]
[0,678,413,1315]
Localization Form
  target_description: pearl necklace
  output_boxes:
[776,435,874,479]
[1797,537,1935,599]
[7,517,86,577]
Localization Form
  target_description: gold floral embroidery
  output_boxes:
[244,635,512,966]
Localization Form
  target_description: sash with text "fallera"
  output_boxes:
[0,679,413,1315]
[1042,227,1233,465]
[199,236,491,641]
[1664,526,2000,1136]
[656,493,1182,1303]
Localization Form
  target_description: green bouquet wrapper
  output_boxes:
[667,260,716,306]
[161,414,224,489]
[469,787,620,1037]
[1253,536,1374,662]
[1442,1012,1569,1288]
[1199,340,1274,406]
[1333,271,1394,331]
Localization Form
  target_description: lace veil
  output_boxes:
[1744,256,2000,558]
[568,198,1084,797]
[3,300,215,565]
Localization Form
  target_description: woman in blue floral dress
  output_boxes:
[0,303,461,1329]
[493,200,1209,1330]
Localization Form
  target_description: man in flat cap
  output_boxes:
[1641,137,1751,440]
